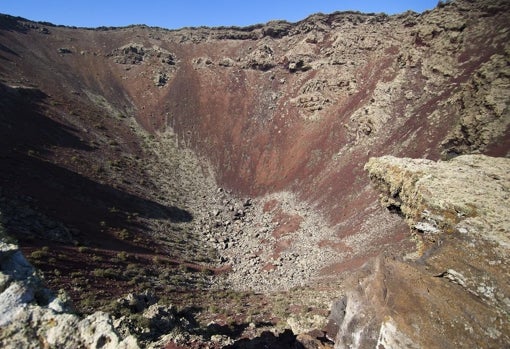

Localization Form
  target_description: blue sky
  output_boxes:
[0,1,439,29]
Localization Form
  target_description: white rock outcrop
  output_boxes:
[0,241,139,349]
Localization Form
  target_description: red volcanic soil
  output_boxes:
[270,210,303,239]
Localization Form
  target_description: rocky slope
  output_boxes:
[0,0,509,347]
[329,155,509,348]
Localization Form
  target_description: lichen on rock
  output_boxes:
[365,154,510,248]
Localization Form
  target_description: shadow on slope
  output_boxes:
[225,329,306,349]
[0,14,29,34]
[0,82,192,253]
[0,82,93,153]
[0,154,192,250]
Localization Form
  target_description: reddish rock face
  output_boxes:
[122,1,509,227]
[2,2,508,201]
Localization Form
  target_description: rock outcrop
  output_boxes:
[0,240,138,348]
[330,155,510,348]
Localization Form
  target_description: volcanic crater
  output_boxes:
[0,1,509,348]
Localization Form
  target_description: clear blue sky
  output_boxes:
[0,1,439,29]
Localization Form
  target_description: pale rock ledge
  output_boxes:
[330,155,510,349]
